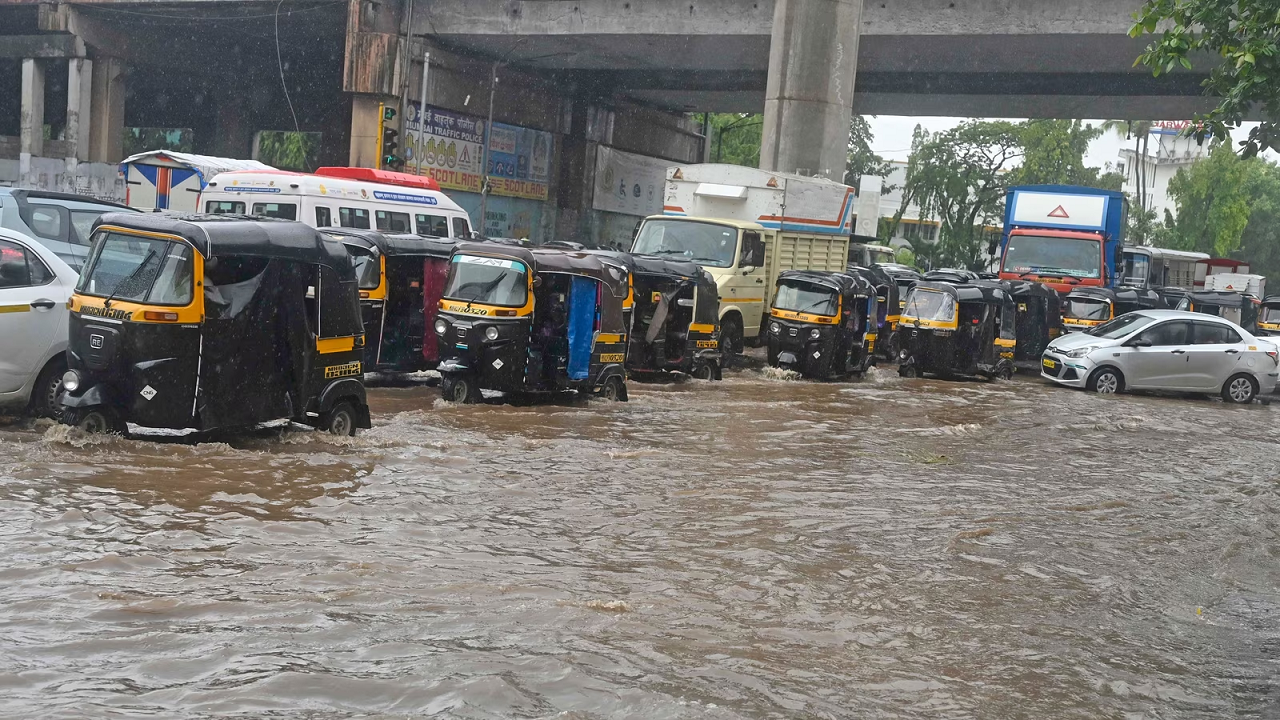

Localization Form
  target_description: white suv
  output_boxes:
[0,228,75,417]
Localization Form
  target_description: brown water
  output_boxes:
[1,363,1278,718]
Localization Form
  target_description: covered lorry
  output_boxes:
[996,185,1127,293]
[119,151,274,212]
[631,164,854,356]
[1203,272,1266,298]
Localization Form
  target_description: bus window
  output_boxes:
[416,214,450,237]
[340,207,371,229]
[251,202,297,220]
[376,210,411,233]
[452,217,472,239]
[206,200,244,214]
[316,206,332,227]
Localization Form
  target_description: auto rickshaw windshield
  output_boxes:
[903,288,955,321]
[1066,298,1110,320]
[77,231,194,305]
[352,254,381,290]
[1262,305,1280,323]
[774,280,838,316]
[443,254,529,307]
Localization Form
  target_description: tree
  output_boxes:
[1012,120,1118,189]
[705,113,763,167]
[1165,143,1261,256]
[257,131,321,172]
[844,115,891,187]
[893,246,917,268]
[1131,0,1280,157]
[1235,162,1280,280]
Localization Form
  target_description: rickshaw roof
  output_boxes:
[1004,279,1058,299]
[94,211,350,270]
[590,250,706,281]
[1262,295,1280,306]
[1065,286,1119,302]
[1190,290,1256,307]
[912,280,1008,304]
[846,264,894,287]
[923,268,980,283]
[322,227,459,258]
[876,263,923,280]
[778,269,873,296]
[453,242,627,294]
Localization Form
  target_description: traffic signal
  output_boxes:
[377,103,403,170]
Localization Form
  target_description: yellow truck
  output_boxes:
[631,164,854,357]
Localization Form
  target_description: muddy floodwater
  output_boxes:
[1,362,1278,718]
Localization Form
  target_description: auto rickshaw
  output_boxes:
[1157,287,1191,310]
[923,268,980,284]
[322,228,458,373]
[435,243,630,402]
[766,270,878,379]
[1061,286,1162,333]
[593,251,723,380]
[1004,280,1063,360]
[60,212,372,435]
[878,263,923,314]
[897,281,1016,380]
[1181,291,1261,333]
[1258,296,1280,336]
[848,264,901,361]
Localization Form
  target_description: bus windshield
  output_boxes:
[77,231,194,306]
[443,255,528,307]
[1065,298,1111,321]
[774,280,838,316]
[632,219,739,268]
[1002,235,1102,279]
[903,288,955,322]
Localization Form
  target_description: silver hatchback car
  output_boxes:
[1041,309,1279,403]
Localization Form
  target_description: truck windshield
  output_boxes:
[1002,235,1102,279]
[903,288,955,322]
[632,219,739,268]
[77,231,194,306]
[774,280,837,316]
[443,255,528,307]
[1065,298,1111,321]
[1122,254,1150,287]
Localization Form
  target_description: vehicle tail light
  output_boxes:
[143,311,179,322]
[1267,350,1278,366]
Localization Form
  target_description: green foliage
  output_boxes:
[257,131,321,172]
[893,246,917,268]
[706,113,763,167]
[1131,0,1280,157]
[845,115,891,186]
[1165,143,1260,256]
[1236,163,1280,280]
[122,127,193,156]
[1011,120,1116,189]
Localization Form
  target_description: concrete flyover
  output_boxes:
[419,0,1214,121]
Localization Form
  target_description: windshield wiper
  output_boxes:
[795,298,834,314]
[466,274,508,309]
[103,249,157,308]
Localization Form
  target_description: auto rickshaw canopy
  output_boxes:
[778,269,875,299]
[322,227,459,259]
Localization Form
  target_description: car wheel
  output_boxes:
[322,401,358,436]
[1222,373,1258,404]
[31,359,66,419]
[1087,367,1123,395]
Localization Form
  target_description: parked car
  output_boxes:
[0,188,136,270]
[1041,309,1279,403]
[0,227,75,417]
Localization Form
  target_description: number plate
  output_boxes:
[1042,358,1056,370]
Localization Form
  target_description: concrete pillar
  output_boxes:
[89,57,125,163]
[759,0,862,182]
[65,57,92,171]
[348,95,383,167]
[20,58,46,176]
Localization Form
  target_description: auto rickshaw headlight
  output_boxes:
[61,370,81,392]
[809,329,821,340]
[769,321,780,334]
[434,318,449,335]
[485,326,499,341]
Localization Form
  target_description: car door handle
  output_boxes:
[30,299,55,310]
[1225,349,1240,354]
[1170,349,1186,354]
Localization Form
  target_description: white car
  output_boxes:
[0,228,75,417]
[1041,309,1279,403]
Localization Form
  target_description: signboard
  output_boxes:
[592,145,668,217]
[1151,120,1200,136]
[404,103,553,201]
[1010,191,1108,231]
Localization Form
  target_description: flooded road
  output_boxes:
[1,363,1278,718]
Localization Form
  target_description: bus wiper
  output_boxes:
[104,249,157,308]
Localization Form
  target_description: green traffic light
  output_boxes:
[383,107,397,121]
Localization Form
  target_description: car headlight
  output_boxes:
[61,370,81,392]
[769,321,780,334]
[1065,346,1097,358]
[433,318,448,335]
[809,329,821,340]
[485,326,499,341]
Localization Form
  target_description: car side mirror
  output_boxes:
[1128,338,1151,348]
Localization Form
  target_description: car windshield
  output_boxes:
[1002,235,1102,279]
[632,219,739,268]
[1086,313,1156,339]
[1065,298,1111,321]
[443,254,528,307]
[903,288,955,322]
[773,280,838,316]
[77,231,194,305]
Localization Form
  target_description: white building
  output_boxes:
[1117,122,1210,220]
[852,161,940,247]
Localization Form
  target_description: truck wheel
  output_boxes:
[720,317,744,363]
[322,401,358,436]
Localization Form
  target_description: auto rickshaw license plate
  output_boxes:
[1042,358,1056,370]
[696,340,718,348]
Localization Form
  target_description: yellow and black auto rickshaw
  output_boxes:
[323,228,459,373]
[1061,286,1161,334]
[766,270,878,379]
[1004,279,1063,360]
[1181,290,1261,333]
[60,213,372,435]
[848,263,902,361]
[434,243,630,402]
[897,281,1016,380]
[1258,295,1280,336]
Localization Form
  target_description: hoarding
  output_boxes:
[592,145,668,217]
[404,103,553,202]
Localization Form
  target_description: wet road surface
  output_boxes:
[1,362,1278,718]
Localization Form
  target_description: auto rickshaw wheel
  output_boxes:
[323,401,358,436]
[441,374,481,404]
[72,408,126,435]
[600,375,628,402]
[898,362,918,378]
[692,364,715,381]
[998,365,1014,381]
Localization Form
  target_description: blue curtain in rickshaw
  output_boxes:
[566,275,598,380]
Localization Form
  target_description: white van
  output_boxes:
[200,167,474,239]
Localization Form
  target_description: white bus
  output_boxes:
[201,167,474,239]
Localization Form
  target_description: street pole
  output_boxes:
[415,50,430,176]
[478,61,498,238]
[398,0,415,151]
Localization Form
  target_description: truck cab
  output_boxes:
[997,185,1127,294]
